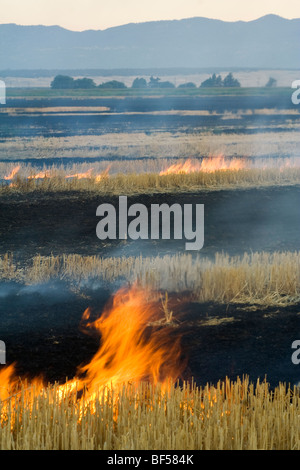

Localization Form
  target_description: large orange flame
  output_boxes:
[0,285,184,420]
[76,285,182,394]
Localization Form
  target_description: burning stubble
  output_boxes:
[2,156,300,195]
[0,284,185,408]
[96,196,204,251]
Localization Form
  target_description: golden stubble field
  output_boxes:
[1,129,299,161]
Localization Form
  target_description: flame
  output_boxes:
[65,168,94,179]
[65,165,110,182]
[25,166,110,182]
[4,165,21,180]
[0,363,46,426]
[76,285,182,394]
[94,165,111,182]
[27,170,52,179]
[0,285,184,422]
[160,156,248,175]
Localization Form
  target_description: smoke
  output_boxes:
[0,281,73,302]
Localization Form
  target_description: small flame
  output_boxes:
[27,170,52,179]
[94,165,111,182]
[65,165,110,181]
[160,156,248,175]
[25,166,111,182]
[4,165,21,180]
[65,168,94,179]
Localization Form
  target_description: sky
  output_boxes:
[0,0,300,31]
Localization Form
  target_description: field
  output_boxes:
[2,378,300,450]
[0,83,300,450]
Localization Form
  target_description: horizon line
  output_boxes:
[0,13,297,33]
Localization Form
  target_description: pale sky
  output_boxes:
[0,0,299,31]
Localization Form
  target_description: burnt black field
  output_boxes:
[0,186,299,260]
[4,92,296,111]
[0,113,298,139]
[1,91,299,140]
[1,88,300,391]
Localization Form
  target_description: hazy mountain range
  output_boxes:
[0,15,299,70]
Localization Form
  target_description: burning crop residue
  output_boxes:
[1,156,300,192]
[76,285,183,395]
[65,166,111,181]
[3,165,21,181]
[1,283,300,449]
[2,164,111,186]
[65,168,94,180]
[159,155,248,175]
[27,170,52,179]
[159,155,300,175]
[0,284,184,424]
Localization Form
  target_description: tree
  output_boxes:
[158,81,175,88]
[148,76,175,88]
[51,75,75,89]
[98,80,127,89]
[148,76,161,88]
[223,73,241,87]
[200,74,223,88]
[50,75,97,89]
[265,77,277,88]
[131,77,147,89]
[200,73,241,88]
[74,78,96,89]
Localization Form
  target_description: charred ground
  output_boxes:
[0,186,299,260]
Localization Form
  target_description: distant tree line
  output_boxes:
[50,75,97,89]
[200,73,241,88]
[51,73,245,90]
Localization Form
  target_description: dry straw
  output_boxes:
[1,377,300,450]
[1,166,300,195]
[1,251,300,306]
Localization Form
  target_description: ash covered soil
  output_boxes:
[0,185,299,259]
[0,185,300,388]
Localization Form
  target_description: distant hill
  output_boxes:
[0,15,299,70]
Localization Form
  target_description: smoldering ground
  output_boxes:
[0,186,299,260]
